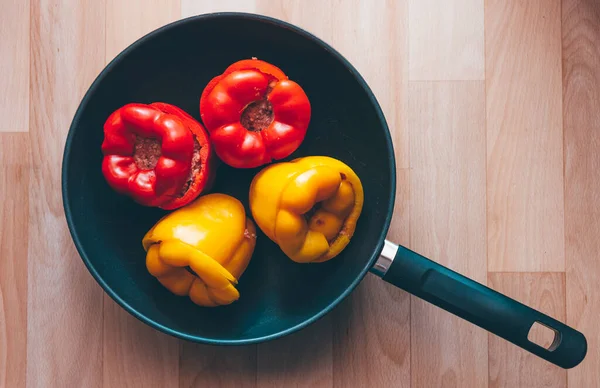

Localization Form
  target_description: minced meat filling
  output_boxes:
[178,136,202,197]
[133,136,161,170]
[240,99,274,132]
[133,135,202,197]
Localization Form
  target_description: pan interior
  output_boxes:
[63,14,395,343]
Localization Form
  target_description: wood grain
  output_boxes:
[0,0,29,132]
[217,2,326,387]
[331,168,410,388]
[103,299,180,388]
[258,317,333,388]
[102,1,182,386]
[0,133,31,166]
[332,278,411,388]
[175,4,261,387]
[563,0,600,386]
[250,2,412,387]
[0,133,30,387]
[179,343,257,388]
[408,0,485,81]
[181,0,257,15]
[485,0,564,272]
[0,136,29,388]
[488,273,566,388]
[408,81,488,387]
[326,0,409,169]
[106,0,181,62]
[27,0,105,386]
[183,0,410,169]
[0,1,597,387]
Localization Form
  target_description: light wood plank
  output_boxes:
[325,0,409,168]
[488,273,566,388]
[106,0,181,62]
[486,0,564,272]
[103,299,180,388]
[17,0,600,385]
[184,0,410,168]
[332,280,410,388]
[239,3,336,387]
[247,2,411,387]
[27,0,105,386]
[103,3,182,387]
[0,0,29,132]
[0,133,31,166]
[257,317,333,388]
[408,81,488,387]
[0,144,29,388]
[408,0,484,81]
[256,0,410,168]
[177,4,260,388]
[331,169,410,388]
[179,343,257,388]
[181,0,257,15]
[563,0,600,386]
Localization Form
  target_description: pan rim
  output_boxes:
[61,12,396,345]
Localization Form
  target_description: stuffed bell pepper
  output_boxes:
[200,58,311,168]
[142,194,257,307]
[101,102,215,209]
[249,156,363,263]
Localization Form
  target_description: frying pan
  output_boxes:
[62,13,587,369]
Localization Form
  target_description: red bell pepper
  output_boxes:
[151,103,216,210]
[200,59,311,169]
[101,103,215,209]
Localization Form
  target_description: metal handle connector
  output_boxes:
[370,239,398,277]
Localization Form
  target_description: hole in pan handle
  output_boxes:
[371,240,587,369]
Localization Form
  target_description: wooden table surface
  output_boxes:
[1,0,599,387]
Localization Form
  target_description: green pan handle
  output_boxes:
[372,241,587,369]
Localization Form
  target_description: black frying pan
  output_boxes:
[62,13,587,369]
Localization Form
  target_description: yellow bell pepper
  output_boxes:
[249,156,363,263]
[142,193,257,307]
